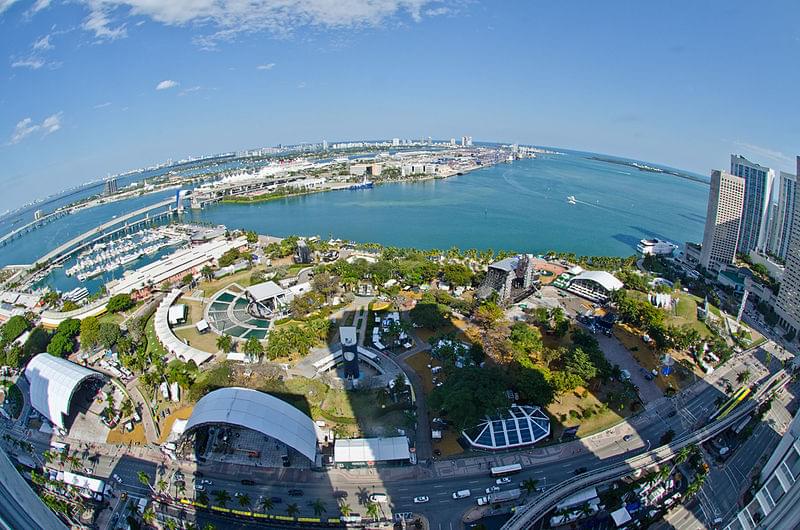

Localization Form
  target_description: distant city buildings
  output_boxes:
[700,170,745,272]
[103,177,118,196]
[322,139,328,150]
[731,154,774,254]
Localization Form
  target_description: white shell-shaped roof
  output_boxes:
[25,354,105,429]
[183,387,318,462]
[571,270,624,291]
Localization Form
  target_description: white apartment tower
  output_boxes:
[699,170,746,272]
[731,154,775,254]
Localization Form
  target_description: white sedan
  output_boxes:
[413,496,429,504]
[485,485,500,494]
[495,477,512,485]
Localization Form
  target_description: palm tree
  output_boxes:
[211,489,231,508]
[237,493,251,510]
[184,524,198,530]
[366,501,380,520]
[120,398,134,418]
[216,334,232,353]
[737,370,752,384]
[157,478,169,495]
[339,502,352,517]
[521,478,539,495]
[195,491,209,505]
[309,499,326,517]
[258,497,274,512]
[202,524,216,530]
[137,471,155,493]
[142,506,156,525]
[286,503,300,518]
[164,519,178,530]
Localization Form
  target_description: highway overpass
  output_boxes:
[502,371,790,529]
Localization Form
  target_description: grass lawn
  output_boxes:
[174,327,219,354]
[405,351,443,395]
[98,312,125,325]
[199,268,261,297]
[144,314,168,359]
[286,263,310,276]
[546,382,637,439]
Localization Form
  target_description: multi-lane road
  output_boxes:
[0,341,788,530]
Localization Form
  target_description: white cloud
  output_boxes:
[78,0,448,44]
[41,112,62,135]
[256,63,275,70]
[11,56,45,69]
[155,79,179,90]
[0,0,20,15]
[83,4,127,41]
[8,112,62,144]
[33,35,53,50]
[297,81,306,89]
[30,0,51,13]
[94,101,112,109]
[732,141,794,167]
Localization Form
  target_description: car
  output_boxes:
[495,477,512,485]
[452,489,471,499]
[200,479,212,485]
[333,490,348,499]
[623,434,633,441]
[413,496,429,504]
[112,474,123,484]
[369,493,388,503]
[195,485,205,492]
[241,479,256,485]
[667,410,677,418]
[485,486,500,494]
[288,489,304,497]
[574,467,588,475]
[270,496,283,504]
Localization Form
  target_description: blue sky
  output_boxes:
[1,0,798,212]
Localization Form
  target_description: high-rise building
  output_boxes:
[103,177,118,196]
[699,170,746,272]
[723,410,800,529]
[775,157,800,336]
[322,139,328,150]
[392,138,400,146]
[731,154,775,253]
[768,169,797,260]
[450,138,456,147]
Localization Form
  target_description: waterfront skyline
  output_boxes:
[1,0,799,212]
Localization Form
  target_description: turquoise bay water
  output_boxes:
[1,151,709,293]
[188,152,709,257]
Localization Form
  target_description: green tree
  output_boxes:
[98,321,121,349]
[338,502,351,517]
[142,506,156,525]
[737,370,752,384]
[237,493,251,509]
[309,499,326,516]
[243,337,264,359]
[0,315,29,343]
[311,271,339,302]
[564,347,597,383]
[429,366,508,430]
[212,489,231,508]
[514,366,556,407]
[195,491,209,505]
[56,318,81,339]
[259,497,274,512]
[286,503,300,518]
[79,316,101,350]
[137,471,154,493]
[442,263,473,287]
[201,265,214,281]
[409,301,449,329]
[245,230,259,244]
[216,334,233,353]
[46,333,74,357]
[366,502,380,520]
[107,293,134,313]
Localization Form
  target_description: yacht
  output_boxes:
[567,195,577,205]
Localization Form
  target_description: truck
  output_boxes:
[476,488,522,506]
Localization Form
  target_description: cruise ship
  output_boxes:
[637,238,678,256]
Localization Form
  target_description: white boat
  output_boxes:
[567,195,577,204]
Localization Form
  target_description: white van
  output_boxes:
[452,489,471,499]
[369,493,388,503]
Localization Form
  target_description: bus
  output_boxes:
[490,463,522,477]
